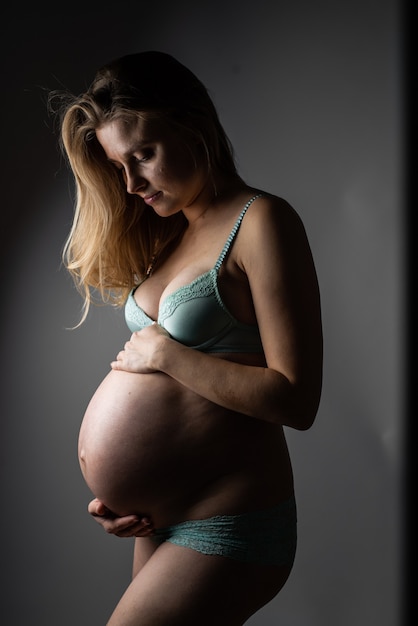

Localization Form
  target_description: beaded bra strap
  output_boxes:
[214,194,263,272]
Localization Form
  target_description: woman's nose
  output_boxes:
[125,169,146,195]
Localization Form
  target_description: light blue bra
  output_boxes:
[125,194,264,353]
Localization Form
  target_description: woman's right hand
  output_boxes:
[88,498,154,538]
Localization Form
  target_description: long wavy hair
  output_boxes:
[50,51,239,324]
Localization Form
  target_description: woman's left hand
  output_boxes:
[110,323,170,373]
[88,498,154,538]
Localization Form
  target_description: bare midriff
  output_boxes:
[78,353,294,528]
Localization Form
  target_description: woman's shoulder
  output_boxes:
[237,189,318,297]
[231,188,314,279]
[242,189,307,240]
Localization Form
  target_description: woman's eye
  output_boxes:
[135,150,153,163]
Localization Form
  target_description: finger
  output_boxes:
[91,514,138,531]
[119,522,155,538]
[109,516,152,531]
[110,523,154,538]
[103,518,151,537]
[133,518,154,536]
[110,351,125,369]
[88,498,108,516]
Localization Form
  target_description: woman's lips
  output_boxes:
[143,191,161,205]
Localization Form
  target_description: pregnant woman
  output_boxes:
[52,51,322,625]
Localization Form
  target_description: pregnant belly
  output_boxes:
[78,369,226,519]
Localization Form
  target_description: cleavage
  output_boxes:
[134,265,214,321]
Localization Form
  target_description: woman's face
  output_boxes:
[96,116,209,217]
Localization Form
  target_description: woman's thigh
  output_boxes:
[107,541,292,626]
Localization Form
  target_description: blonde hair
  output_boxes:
[51,51,239,324]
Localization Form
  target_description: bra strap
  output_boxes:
[214,194,263,271]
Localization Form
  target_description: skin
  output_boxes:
[79,116,322,624]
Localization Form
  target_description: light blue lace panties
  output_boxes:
[152,497,297,566]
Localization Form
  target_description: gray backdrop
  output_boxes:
[0,0,404,624]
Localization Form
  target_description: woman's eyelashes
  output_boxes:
[134,149,154,163]
[108,149,153,171]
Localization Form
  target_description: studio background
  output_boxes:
[0,1,404,624]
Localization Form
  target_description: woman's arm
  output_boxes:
[112,196,323,430]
